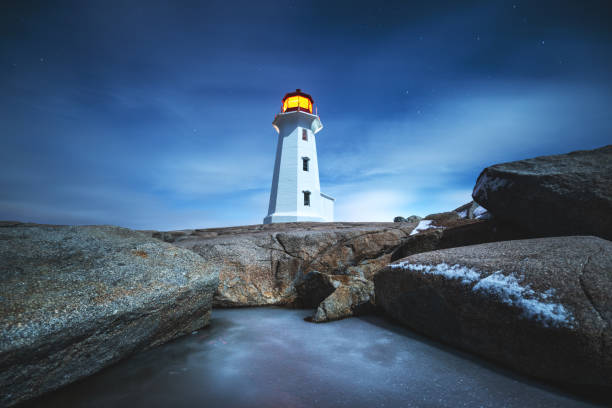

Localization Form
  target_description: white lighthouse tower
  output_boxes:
[263,89,334,224]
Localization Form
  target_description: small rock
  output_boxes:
[312,276,375,323]
[394,215,421,223]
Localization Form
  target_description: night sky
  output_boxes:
[2,1,611,230]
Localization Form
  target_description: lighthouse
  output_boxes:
[263,89,334,224]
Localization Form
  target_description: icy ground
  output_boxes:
[27,308,601,408]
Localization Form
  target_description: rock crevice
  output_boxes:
[578,247,607,326]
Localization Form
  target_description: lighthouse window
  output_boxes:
[302,129,308,141]
[303,191,311,206]
[282,96,313,114]
[299,97,310,111]
[302,157,309,171]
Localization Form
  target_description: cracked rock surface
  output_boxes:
[148,222,417,308]
[376,235,612,388]
[0,223,219,407]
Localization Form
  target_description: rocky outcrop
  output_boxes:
[151,219,494,322]
[150,222,418,308]
[0,224,219,407]
[375,236,612,388]
[472,145,612,240]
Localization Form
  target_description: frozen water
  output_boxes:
[25,308,600,408]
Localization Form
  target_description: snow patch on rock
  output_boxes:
[473,206,490,219]
[390,262,481,284]
[472,272,572,328]
[389,262,573,328]
[409,220,441,236]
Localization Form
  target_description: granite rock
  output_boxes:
[150,222,417,307]
[0,224,218,407]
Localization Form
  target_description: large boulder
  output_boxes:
[375,236,612,388]
[472,145,612,240]
[0,223,219,407]
[150,222,417,307]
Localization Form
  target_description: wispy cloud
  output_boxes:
[154,154,271,197]
[319,82,612,219]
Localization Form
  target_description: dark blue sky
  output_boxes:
[2,0,611,229]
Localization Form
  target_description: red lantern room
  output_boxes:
[281,89,314,114]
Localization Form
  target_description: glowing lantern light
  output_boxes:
[281,89,313,114]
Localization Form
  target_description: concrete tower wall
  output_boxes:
[264,110,333,224]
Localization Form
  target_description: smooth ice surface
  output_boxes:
[25,308,601,408]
